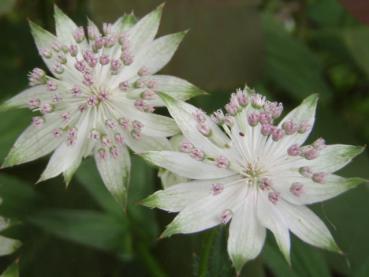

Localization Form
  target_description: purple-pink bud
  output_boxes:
[119,81,129,91]
[312,172,326,184]
[180,140,194,153]
[303,147,319,160]
[313,137,326,150]
[190,148,205,161]
[271,128,285,141]
[298,121,310,134]
[282,120,297,135]
[290,182,304,197]
[32,116,44,128]
[248,112,259,127]
[215,156,230,169]
[211,183,224,195]
[259,112,272,125]
[197,123,211,137]
[220,209,232,224]
[268,191,280,204]
[287,144,300,156]
[261,124,273,136]
[259,178,272,191]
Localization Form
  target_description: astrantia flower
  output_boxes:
[1,5,204,206]
[142,88,366,272]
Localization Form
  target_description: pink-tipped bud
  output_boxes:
[99,54,110,65]
[28,98,41,109]
[251,94,266,109]
[114,133,124,145]
[105,119,117,129]
[98,89,109,102]
[132,120,144,131]
[83,73,94,86]
[146,79,157,89]
[290,182,304,197]
[236,89,248,106]
[52,128,63,138]
[101,135,112,147]
[40,48,52,59]
[121,50,133,65]
[303,147,319,160]
[73,26,85,43]
[78,103,87,112]
[119,81,129,91]
[197,123,211,137]
[268,191,280,204]
[71,85,82,97]
[287,144,300,156]
[272,128,285,141]
[261,124,273,136]
[98,148,107,160]
[61,112,71,123]
[259,178,272,191]
[131,129,142,140]
[299,166,312,177]
[211,183,224,195]
[138,66,149,76]
[67,127,78,146]
[190,148,205,161]
[193,110,207,123]
[89,129,100,140]
[211,109,225,125]
[259,112,272,125]
[40,103,52,114]
[215,156,230,168]
[180,141,194,153]
[220,209,233,224]
[87,95,98,106]
[298,121,310,134]
[142,89,155,100]
[110,146,119,159]
[224,115,234,127]
[110,59,122,73]
[248,112,259,127]
[225,103,238,116]
[32,116,44,128]
[282,120,297,135]
[53,63,64,74]
[118,117,130,129]
[69,45,78,57]
[46,80,57,91]
[94,37,105,50]
[313,138,326,150]
[134,99,146,111]
[264,101,283,119]
[28,68,46,86]
[74,60,86,72]
[312,172,326,184]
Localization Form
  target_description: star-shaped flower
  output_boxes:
[1,4,204,207]
[142,88,366,272]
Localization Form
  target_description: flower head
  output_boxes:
[142,88,366,272]
[1,5,204,207]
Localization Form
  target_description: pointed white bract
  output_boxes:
[142,88,366,273]
[2,5,204,207]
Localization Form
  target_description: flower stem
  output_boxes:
[137,242,168,277]
[198,229,217,277]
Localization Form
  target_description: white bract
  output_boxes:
[1,5,204,207]
[142,88,365,272]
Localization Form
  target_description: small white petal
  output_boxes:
[227,188,266,272]
[277,200,339,252]
[142,175,242,212]
[142,151,235,179]
[94,144,130,208]
[161,182,246,237]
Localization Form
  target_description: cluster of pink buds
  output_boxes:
[298,165,326,184]
[131,120,144,140]
[28,68,46,86]
[67,127,78,146]
[193,109,211,137]
[288,138,326,161]
[179,139,205,161]
[134,99,155,113]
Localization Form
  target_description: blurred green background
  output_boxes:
[0,0,369,276]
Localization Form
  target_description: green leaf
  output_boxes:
[262,238,330,277]
[262,14,332,101]
[343,27,369,79]
[355,256,369,277]
[0,0,16,16]
[0,261,19,277]
[28,209,130,254]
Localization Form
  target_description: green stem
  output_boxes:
[137,243,167,277]
[198,229,217,277]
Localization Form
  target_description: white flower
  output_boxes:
[1,5,204,207]
[142,88,366,272]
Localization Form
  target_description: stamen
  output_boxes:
[220,209,233,224]
[290,182,304,197]
[247,112,259,127]
[215,156,230,168]
[259,178,272,191]
[211,183,224,195]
